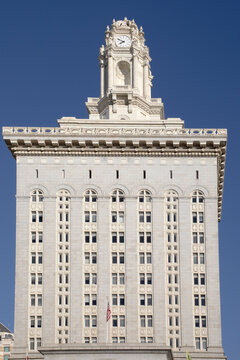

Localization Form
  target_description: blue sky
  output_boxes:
[0,0,239,358]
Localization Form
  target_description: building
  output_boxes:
[0,323,14,360]
[2,18,227,360]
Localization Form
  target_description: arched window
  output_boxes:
[138,190,152,203]
[84,189,97,203]
[111,189,125,203]
[31,189,43,202]
[192,190,204,204]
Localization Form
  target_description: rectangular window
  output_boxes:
[139,232,144,243]
[85,273,90,285]
[31,253,36,264]
[38,273,42,285]
[112,315,117,327]
[192,212,197,223]
[112,294,117,306]
[202,316,207,327]
[92,232,97,243]
[193,253,198,264]
[140,273,145,285]
[4,347,10,353]
[119,212,124,223]
[85,212,90,222]
[92,315,97,327]
[92,212,97,222]
[119,253,124,264]
[30,338,35,350]
[199,232,204,243]
[119,233,124,243]
[195,316,200,327]
[119,315,125,327]
[116,170,119,179]
[38,232,43,243]
[85,232,90,243]
[202,337,207,350]
[30,294,35,306]
[37,294,42,306]
[89,170,92,179]
[112,212,117,222]
[146,212,151,223]
[143,170,146,179]
[38,252,42,264]
[147,315,152,327]
[147,273,152,284]
[200,274,205,285]
[140,294,145,306]
[147,294,152,306]
[92,294,97,306]
[193,232,197,243]
[112,273,117,284]
[201,295,206,306]
[194,295,199,306]
[37,338,41,348]
[139,252,145,264]
[200,253,205,264]
[195,337,200,350]
[85,253,90,264]
[32,211,36,222]
[119,294,125,306]
[147,252,152,264]
[112,253,117,264]
[31,232,36,243]
[196,170,199,179]
[112,232,117,243]
[140,315,145,327]
[199,212,204,223]
[31,273,36,285]
[30,316,35,328]
[92,273,97,284]
[193,274,198,285]
[37,316,42,328]
[38,212,43,222]
[139,212,144,223]
[146,232,151,243]
[85,315,90,327]
[85,294,90,306]
[119,273,125,285]
[92,252,97,264]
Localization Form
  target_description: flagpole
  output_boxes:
[106,296,108,344]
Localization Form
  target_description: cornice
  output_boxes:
[2,126,227,222]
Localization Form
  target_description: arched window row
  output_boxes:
[30,188,207,200]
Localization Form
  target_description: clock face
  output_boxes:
[116,35,131,48]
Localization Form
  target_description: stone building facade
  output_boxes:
[3,18,227,360]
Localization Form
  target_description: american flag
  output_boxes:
[106,301,111,322]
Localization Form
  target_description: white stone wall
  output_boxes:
[13,154,225,359]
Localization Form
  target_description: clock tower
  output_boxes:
[85,18,176,124]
